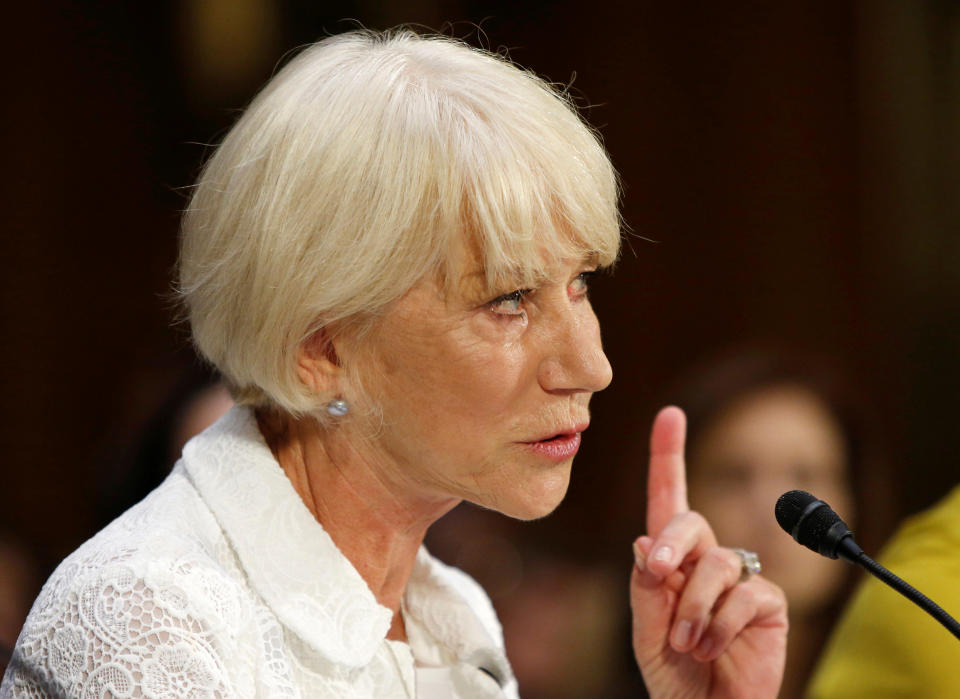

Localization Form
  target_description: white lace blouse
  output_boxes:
[1,406,518,698]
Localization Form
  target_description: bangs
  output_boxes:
[431,68,622,294]
[460,186,621,293]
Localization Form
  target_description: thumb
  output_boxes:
[630,536,685,662]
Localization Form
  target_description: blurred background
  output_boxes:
[1,1,958,695]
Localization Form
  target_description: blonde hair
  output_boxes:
[178,28,621,417]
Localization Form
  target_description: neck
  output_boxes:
[255,409,460,641]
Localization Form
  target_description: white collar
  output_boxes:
[181,405,509,683]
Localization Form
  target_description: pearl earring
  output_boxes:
[326,398,349,417]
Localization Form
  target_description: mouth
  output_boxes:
[522,425,587,462]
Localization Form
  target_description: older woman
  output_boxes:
[2,30,786,698]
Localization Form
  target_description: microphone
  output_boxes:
[775,490,960,642]
[774,489,864,562]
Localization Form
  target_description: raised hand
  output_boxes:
[630,406,788,698]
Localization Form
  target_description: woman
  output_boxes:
[676,351,886,698]
[2,30,786,698]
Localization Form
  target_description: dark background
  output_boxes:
[2,0,957,657]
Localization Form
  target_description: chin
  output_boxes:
[495,467,572,521]
[509,501,564,522]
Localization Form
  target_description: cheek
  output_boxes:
[377,331,532,443]
[766,541,848,613]
[815,479,855,527]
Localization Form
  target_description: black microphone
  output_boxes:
[775,489,960,642]
[774,489,864,562]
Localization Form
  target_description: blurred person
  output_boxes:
[808,484,960,697]
[2,30,787,698]
[672,350,891,699]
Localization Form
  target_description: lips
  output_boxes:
[522,423,588,462]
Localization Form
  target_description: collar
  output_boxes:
[405,549,513,689]
[181,405,392,667]
[180,405,510,683]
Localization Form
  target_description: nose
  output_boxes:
[536,303,613,395]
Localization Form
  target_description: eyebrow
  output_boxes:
[463,252,601,278]
[455,252,601,297]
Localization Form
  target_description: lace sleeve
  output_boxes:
[1,553,250,699]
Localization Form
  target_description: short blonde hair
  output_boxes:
[179,29,621,416]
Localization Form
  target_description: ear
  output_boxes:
[296,328,342,396]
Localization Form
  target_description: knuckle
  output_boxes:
[703,546,729,566]
[772,580,788,604]
[706,547,742,579]
[666,511,692,530]
[661,511,698,540]
[768,582,789,610]
[751,575,787,604]
[726,579,758,607]
[677,590,711,619]
[709,615,735,642]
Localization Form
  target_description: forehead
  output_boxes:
[697,386,847,466]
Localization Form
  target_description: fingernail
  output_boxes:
[696,634,713,657]
[633,541,645,570]
[653,545,673,565]
[673,620,692,647]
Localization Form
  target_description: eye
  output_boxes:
[570,269,599,296]
[488,288,531,315]
[704,461,752,491]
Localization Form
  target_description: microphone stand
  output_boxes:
[850,551,960,642]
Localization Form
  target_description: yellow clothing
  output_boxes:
[808,485,960,698]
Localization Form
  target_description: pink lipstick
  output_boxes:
[524,432,582,461]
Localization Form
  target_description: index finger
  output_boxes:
[646,405,690,536]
